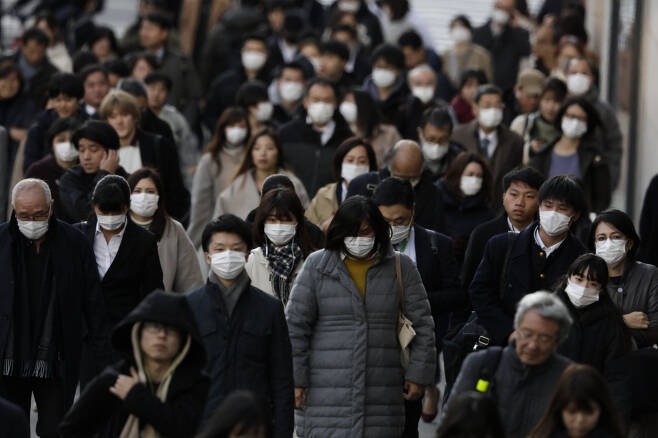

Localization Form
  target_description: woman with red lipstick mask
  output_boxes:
[212,129,309,220]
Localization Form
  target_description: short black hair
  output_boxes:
[88,26,119,55]
[450,15,473,31]
[102,59,130,78]
[235,80,269,109]
[319,40,350,62]
[144,71,173,91]
[419,107,453,132]
[589,209,640,261]
[332,137,377,182]
[280,59,312,80]
[242,33,267,47]
[502,167,545,192]
[325,195,391,253]
[48,73,84,99]
[118,78,148,99]
[46,117,81,147]
[330,24,357,41]
[556,96,601,138]
[370,43,406,71]
[196,390,273,438]
[201,214,252,253]
[92,175,131,213]
[72,50,100,73]
[538,175,587,217]
[142,11,173,29]
[372,177,415,210]
[398,30,423,50]
[474,84,503,104]
[21,27,49,46]
[459,69,487,91]
[79,64,108,84]
[542,77,567,101]
[262,174,295,196]
[305,77,337,99]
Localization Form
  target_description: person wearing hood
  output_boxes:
[59,120,129,223]
[185,214,294,436]
[416,107,464,181]
[564,57,623,189]
[362,43,410,133]
[0,179,111,438]
[436,152,495,263]
[528,97,611,214]
[59,290,209,437]
[279,78,353,198]
[451,84,523,211]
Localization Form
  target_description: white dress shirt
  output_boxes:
[478,128,499,159]
[94,219,127,279]
[395,226,416,264]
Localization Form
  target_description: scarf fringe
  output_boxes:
[2,359,53,378]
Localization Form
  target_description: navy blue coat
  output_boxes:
[469,222,585,344]
[0,217,111,406]
[186,280,294,437]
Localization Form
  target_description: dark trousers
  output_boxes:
[0,376,67,438]
[402,398,422,438]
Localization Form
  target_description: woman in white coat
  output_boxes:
[128,167,204,292]
[245,188,317,305]
[212,128,309,220]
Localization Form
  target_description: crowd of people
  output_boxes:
[0,0,657,437]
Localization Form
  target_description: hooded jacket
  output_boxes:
[59,290,209,438]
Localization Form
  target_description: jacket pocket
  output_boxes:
[240,319,272,362]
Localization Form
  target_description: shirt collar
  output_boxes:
[507,217,522,233]
[305,116,336,145]
[533,225,565,255]
[478,128,498,143]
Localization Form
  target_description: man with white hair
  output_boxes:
[0,178,110,438]
[445,291,573,438]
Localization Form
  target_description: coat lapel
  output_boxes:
[103,221,136,281]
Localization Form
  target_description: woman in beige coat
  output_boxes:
[441,16,493,88]
[305,137,377,229]
[212,128,309,220]
[187,107,250,247]
[128,167,204,292]
[245,188,317,305]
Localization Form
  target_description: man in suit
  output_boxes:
[451,84,523,211]
[462,167,545,290]
[373,177,462,435]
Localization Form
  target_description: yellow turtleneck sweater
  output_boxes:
[343,257,376,299]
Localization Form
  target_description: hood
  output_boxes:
[111,290,206,369]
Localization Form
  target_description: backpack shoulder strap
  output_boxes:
[395,251,405,314]
[475,346,504,393]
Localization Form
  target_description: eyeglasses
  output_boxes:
[16,212,50,221]
[516,329,556,347]
[143,321,178,335]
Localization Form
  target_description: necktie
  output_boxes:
[480,137,490,158]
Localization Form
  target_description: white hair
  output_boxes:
[514,291,573,343]
[11,178,52,209]
[408,64,437,83]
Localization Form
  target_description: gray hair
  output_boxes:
[514,291,573,343]
[408,64,436,84]
[11,178,52,209]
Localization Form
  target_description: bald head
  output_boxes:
[390,140,423,181]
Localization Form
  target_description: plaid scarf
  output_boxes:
[265,240,302,305]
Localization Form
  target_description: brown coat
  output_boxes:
[305,182,340,227]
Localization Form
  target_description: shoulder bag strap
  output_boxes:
[395,251,405,314]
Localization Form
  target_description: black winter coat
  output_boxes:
[186,280,294,437]
[59,291,209,438]
[279,115,352,198]
[0,217,111,406]
[462,214,510,290]
[469,223,585,344]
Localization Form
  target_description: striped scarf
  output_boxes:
[265,240,301,305]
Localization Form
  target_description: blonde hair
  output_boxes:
[99,89,141,123]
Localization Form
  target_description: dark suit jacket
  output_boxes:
[74,219,164,326]
[462,214,510,289]
[451,119,523,210]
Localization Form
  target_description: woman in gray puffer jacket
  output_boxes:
[286,195,436,438]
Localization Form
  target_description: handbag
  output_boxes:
[395,252,416,370]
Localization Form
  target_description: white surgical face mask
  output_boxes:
[566,73,591,96]
[338,0,360,12]
[595,239,627,267]
[451,27,472,44]
[130,193,159,218]
[565,278,600,308]
[390,223,411,245]
[339,101,358,124]
[411,86,435,104]
[341,162,369,182]
[422,141,449,161]
[460,176,483,196]
[17,219,49,240]
[97,213,126,231]
[539,209,571,237]
[210,250,246,280]
[344,236,375,258]
[492,8,510,25]
[254,102,274,122]
[478,107,503,128]
[279,81,304,102]
[53,141,78,162]
[225,126,247,145]
[307,102,335,125]
[561,117,587,139]
[242,50,267,71]
[372,68,397,88]
[264,223,297,246]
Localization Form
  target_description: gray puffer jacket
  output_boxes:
[286,248,436,438]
